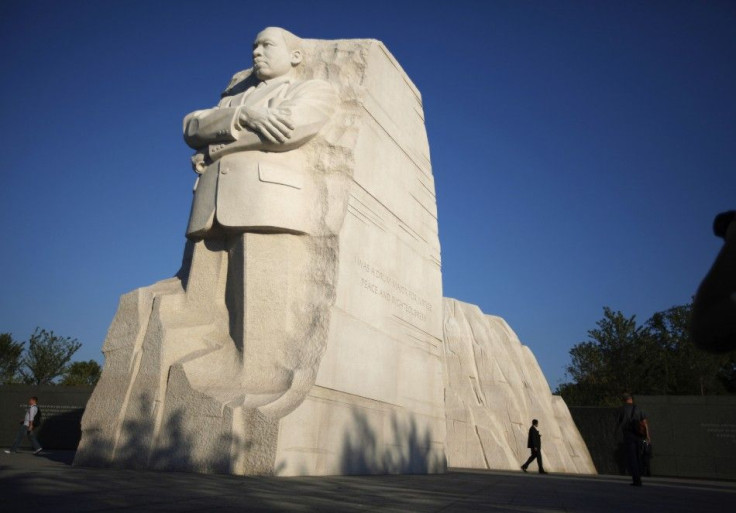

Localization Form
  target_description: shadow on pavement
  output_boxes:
[39,450,75,465]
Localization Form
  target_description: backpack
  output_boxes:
[32,406,42,428]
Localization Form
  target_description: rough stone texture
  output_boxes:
[443,298,596,474]
[75,35,446,476]
[273,39,445,476]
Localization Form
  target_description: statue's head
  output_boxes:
[252,27,303,81]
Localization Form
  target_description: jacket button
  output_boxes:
[221,167,228,175]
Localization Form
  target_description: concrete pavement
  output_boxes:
[1,450,734,512]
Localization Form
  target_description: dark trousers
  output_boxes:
[522,448,545,472]
[625,438,642,484]
[10,424,41,452]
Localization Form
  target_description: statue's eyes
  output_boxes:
[253,40,276,51]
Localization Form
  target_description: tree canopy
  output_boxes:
[1,328,100,386]
[0,333,25,384]
[556,303,736,406]
[61,360,102,386]
[18,327,83,385]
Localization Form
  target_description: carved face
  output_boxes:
[252,28,301,80]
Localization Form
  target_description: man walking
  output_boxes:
[4,396,43,455]
[617,393,650,487]
[521,419,547,474]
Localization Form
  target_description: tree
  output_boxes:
[0,333,24,384]
[644,304,727,395]
[557,303,736,406]
[61,360,102,386]
[19,328,82,385]
[559,307,651,406]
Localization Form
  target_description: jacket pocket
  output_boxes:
[258,162,303,190]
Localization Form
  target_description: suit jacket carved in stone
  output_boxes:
[183,73,337,237]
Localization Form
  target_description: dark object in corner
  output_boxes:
[691,210,736,353]
[713,210,735,239]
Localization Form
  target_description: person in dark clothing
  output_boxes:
[520,419,547,474]
[617,393,650,487]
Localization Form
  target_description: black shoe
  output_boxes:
[539,471,548,474]
[521,466,527,473]
[631,481,642,487]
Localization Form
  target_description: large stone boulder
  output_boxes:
[443,298,596,474]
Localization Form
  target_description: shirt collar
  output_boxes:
[258,75,293,88]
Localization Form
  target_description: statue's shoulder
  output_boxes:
[287,77,337,100]
[294,77,333,89]
[221,69,257,98]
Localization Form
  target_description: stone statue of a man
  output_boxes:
[174,27,339,418]
[184,26,337,236]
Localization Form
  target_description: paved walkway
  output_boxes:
[1,450,734,512]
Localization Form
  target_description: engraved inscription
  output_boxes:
[16,403,85,421]
[702,423,736,443]
[356,256,432,321]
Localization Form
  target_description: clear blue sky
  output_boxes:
[1,1,734,388]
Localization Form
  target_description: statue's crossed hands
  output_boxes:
[238,106,295,144]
